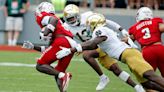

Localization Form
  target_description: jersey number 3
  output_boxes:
[142,28,151,39]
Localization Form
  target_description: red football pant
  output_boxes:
[142,44,164,77]
[37,37,74,72]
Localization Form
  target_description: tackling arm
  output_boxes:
[106,20,121,31]
[56,36,107,59]
[70,36,107,53]
[81,36,107,50]
[107,19,133,38]
[106,19,128,35]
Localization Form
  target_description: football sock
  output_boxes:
[8,39,12,46]
[100,74,106,79]
[12,39,17,46]
[58,72,65,78]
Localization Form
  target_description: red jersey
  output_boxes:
[129,17,163,47]
[36,12,73,38]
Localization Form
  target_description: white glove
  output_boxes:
[121,29,129,37]
[127,37,138,48]
[22,41,34,49]
[39,32,52,41]
[56,46,71,59]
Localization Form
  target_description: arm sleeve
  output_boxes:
[41,16,51,26]
[106,19,121,31]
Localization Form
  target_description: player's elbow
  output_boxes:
[49,17,58,26]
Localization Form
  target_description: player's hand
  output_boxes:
[56,46,71,59]
[121,29,129,37]
[39,32,52,41]
[121,36,128,43]
[22,41,34,49]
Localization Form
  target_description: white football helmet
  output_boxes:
[136,7,153,22]
[35,2,55,16]
[63,4,80,26]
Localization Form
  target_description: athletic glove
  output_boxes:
[56,46,71,59]
[127,37,138,48]
[121,29,129,37]
[121,29,138,48]
[22,41,34,49]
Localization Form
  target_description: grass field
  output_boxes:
[0,51,141,92]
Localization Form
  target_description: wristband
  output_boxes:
[46,24,55,32]
[75,44,83,52]
[40,46,46,52]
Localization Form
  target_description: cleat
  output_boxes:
[96,75,109,91]
[59,72,72,92]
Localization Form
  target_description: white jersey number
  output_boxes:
[142,28,151,39]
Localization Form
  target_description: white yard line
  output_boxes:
[0,62,36,67]
[0,62,57,67]
[0,58,84,67]
[0,91,32,92]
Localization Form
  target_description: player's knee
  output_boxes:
[142,81,154,89]
[143,70,157,80]
[36,64,44,73]
[83,50,99,59]
[36,64,41,71]
[82,52,91,60]
[110,63,122,76]
[83,51,98,62]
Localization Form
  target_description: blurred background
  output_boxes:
[0,0,164,45]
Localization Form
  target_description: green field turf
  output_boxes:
[0,51,142,92]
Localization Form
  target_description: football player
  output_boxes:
[62,4,143,92]
[128,7,164,78]
[56,13,164,92]
[63,4,110,91]
[32,2,80,92]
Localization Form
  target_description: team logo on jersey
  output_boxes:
[95,30,102,36]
